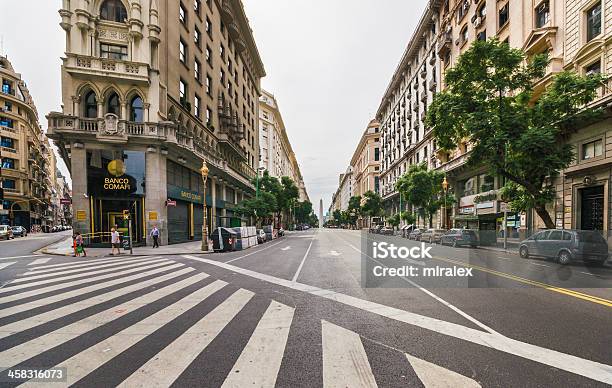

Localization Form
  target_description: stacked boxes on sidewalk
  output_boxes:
[233,226,258,251]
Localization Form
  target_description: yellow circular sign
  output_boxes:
[107,159,126,177]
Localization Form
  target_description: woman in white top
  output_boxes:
[110,228,121,256]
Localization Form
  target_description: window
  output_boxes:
[586,2,602,42]
[583,139,603,160]
[194,0,201,15]
[220,70,225,84]
[206,75,212,95]
[0,137,14,148]
[100,43,127,60]
[4,101,12,112]
[220,44,225,60]
[180,79,187,100]
[206,17,212,35]
[535,1,550,28]
[84,91,97,118]
[107,92,120,116]
[499,3,509,28]
[179,39,187,64]
[206,107,212,125]
[100,0,127,22]
[130,96,144,122]
[194,59,201,81]
[549,230,563,241]
[3,179,15,189]
[477,2,486,19]
[2,158,15,169]
[477,31,487,41]
[195,27,201,48]
[374,147,380,161]
[179,3,187,25]
[460,25,468,44]
[206,46,212,64]
[585,60,601,76]
[194,94,201,118]
[2,80,12,94]
[457,0,470,21]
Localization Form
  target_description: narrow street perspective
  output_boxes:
[0,0,611,387]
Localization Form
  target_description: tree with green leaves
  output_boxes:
[332,209,343,226]
[387,213,400,229]
[401,211,416,226]
[294,201,314,224]
[347,195,362,228]
[395,163,454,228]
[361,191,384,228]
[426,39,605,229]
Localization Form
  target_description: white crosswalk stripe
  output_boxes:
[28,258,51,265]
[322,320,378,388]
[0,262,17,271]
[0,258,483,387]
[221,300,294,388]
[118,288,255,388]
[24,255,154,273]
[0,258,169,295]
[0,260,175,304]
[12,256,163,284]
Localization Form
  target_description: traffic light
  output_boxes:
[123,210,130,220]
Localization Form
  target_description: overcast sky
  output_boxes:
[2,1,426,215]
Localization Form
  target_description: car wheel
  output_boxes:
[519,246,529,259]
[558,251,571,265]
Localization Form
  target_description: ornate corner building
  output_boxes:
[47,0,266,245]
[0,56,59,231]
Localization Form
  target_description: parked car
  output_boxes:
[421,229,447,243]
[11,226,28,238]
[440,229,479,248]
[380,227,395,235]
[257,229,267,244]
[0,225,14,240]
[408,228,427,241]
[519,229,609,265]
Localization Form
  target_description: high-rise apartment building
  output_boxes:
[0,56,55,230]
[47,0,266,245]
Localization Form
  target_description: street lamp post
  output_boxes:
[442,176,449,229]
[200,161,210,252]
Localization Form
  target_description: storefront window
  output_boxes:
[479,174,495,192]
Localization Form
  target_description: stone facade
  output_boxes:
[0,56,56,231]
[48,0,266,245]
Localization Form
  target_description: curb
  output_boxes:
[38,249,215,258]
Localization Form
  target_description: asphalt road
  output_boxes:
[0,231,72,259]
[0,229,610,387]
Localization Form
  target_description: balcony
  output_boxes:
[437,32,453,58]
[63,53,149,84]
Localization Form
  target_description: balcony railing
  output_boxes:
[64,54,149,84]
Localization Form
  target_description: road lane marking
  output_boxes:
[118,288,254,388]
[291,231,316,282]
[530,262,550,267]
[224,240,286,263]
[0,263,189,318]
[0,260,176,304]
[433,256,612,307]
[222,300,294,388]
[579,271,595,276]
[329,250,341,256]
[0,267,196,339]
[0,258,170,294]
[182,255,612,385]
[281,246,291,251]
[28,258,51,266]
[34,279,227,387]
[321,320,377,388]
[0,262,16,271]
[335,235,499,335]
[496,256,511,261]
[0,269,202,367]
[0,255,42,261]
[406,353,481,387]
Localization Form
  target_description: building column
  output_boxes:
[145,149,168,245]
[97,101,104,119]
[210,176,217,230]
[70,144,90,236]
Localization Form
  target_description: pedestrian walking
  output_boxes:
[150,225,160,248]
[110,228,121,256]
[72,233,78,257]
[75,232,86,257]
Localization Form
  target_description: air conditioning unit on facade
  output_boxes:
[473,17,482,28]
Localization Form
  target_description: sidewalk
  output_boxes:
[40,236,211,257]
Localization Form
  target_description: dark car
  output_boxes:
[408,228,427,241]
[519,229,609,265]
[440,229,479,248]
[11,226,28,237]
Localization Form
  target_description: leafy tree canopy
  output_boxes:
[426,39,605,228]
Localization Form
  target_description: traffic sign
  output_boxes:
[166,200,177,207]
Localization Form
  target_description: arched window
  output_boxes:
[100,0,127,22]
[107,92,120,116]
[84,91,97,118]
[130,96,144,122]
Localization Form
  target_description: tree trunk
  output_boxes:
[429,214,433,228]
[534,204,556,229]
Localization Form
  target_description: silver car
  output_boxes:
[421,229,447,244]
[519,230,609,265]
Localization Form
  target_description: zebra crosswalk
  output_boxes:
[0,256,481,387]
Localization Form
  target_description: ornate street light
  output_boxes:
[200,161,210,251]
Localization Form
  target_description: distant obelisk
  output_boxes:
[319,199,323,228]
